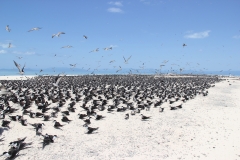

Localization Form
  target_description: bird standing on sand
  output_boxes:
[2,149,19,159]
[83,124,99,134]
[125,113,129,120]
[9,137,27,149]
[2,120,11,128]
[140,114,151,120]
[42,134,57,149]
[13,60,25,75]
[53,120,64,129]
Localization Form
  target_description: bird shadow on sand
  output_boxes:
[0,127,9,136]
[86,132,98,135]
[7,153,27,160]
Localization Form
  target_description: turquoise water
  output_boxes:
[1,68,240,76]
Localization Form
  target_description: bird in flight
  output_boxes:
[83,35,88,39]
[61,45,73,48]
[183,43,187,47]
[104,47,112,51]
[70,64,77,67]
[109,60,115,63]
[52,32,65,38]
[53,74,65,87]
[28,27,42,32]
[13,60,25,75]
[123,56,132,64]
[6,25,11,32]
[8,43,12,48]
[89,48,99,53]
[116,66,122,73]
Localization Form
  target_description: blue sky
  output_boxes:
[0,0,240,74]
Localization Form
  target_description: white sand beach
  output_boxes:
[0,76,240,160]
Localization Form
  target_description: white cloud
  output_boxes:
[140,0,150,4]
[233,35,240,39]
[107,7,123,13]
[109,1,123,7]
[109,44,118,48]
[0,42,16,48]
[0,43,9,48]
[12,51,36,55]
[0,50,6,54]
[184,30,211,39]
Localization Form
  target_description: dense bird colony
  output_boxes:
[0,74,221,159]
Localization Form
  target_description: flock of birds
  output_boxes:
[4,24,197,76]
[0,74,220,159]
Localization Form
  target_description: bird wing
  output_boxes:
[13,61,21,72]
[127,55,132,61]
[58,32,65,36]
[123,56,126,62]
[55,76,63,85]
[22,64,26,72]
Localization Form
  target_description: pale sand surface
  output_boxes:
[0,77,240,160]
[0,76,37,80]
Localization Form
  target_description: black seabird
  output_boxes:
[43,115,51,121]
[83,124,98,134]
[2,149,19,159]
[83,117,91,125]
[2,120,11,128]
[78,113,87,119]
[20,118,28,126]
[159,107,164,112]
[61,116,72,123]
[42,134,57,149]
[53,120,64,129]
[93,113,105,120]
[61,111,70,116]
[9,115,22,121]
[31,123,45,135]
[125,113,129,120]
[140,114,151,120]
[29,112,36,118]
[9,137,27,149]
